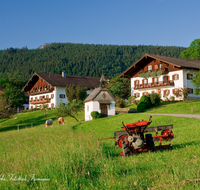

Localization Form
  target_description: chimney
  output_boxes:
[62,71,66,78]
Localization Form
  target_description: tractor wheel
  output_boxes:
[122,137,130,157]
[145,134,155,152]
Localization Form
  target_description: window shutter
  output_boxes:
[177,74,179,80]
[172,75,174,80]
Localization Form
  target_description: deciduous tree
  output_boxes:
[0,96,13,119]
[179,39,200,60]
[106,77,130,99]
[56,99,83,122]
[2,84,26,108]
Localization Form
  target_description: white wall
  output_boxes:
[85,101,115,121]
[108,101,115,117]
[131,70,183,100]
[183,69,200,99]
[29,86,68,109]
[85,101,100,121]
[131,69,200,101]
[54,86,68,108]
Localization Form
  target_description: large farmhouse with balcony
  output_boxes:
[119,53,200,101]
[22,72,106,109]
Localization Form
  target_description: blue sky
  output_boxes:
[0,0,200,50]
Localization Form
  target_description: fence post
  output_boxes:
[191,107,193,113]
[31,123,33,128]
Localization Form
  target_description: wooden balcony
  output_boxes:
[27,88,54,95]
[134,80,174,90]
[139,68,169,77]
[30,98,51,104]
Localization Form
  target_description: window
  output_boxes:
[163,89,170,96]
[163,76,168,82]
[134,80,139,86]
[51,94,54,98]
[143,92,148,95]
[172,74,179,80]
[51,103,54,108]
[87,105,89,112]
[148,65,152,72]
[153,77,158,83]
[46,95,49,98]
[188,88,193,94]
[187,73,193,80]
[159,63,163,69]
[143,79,148,85]
[134,93,140,98]
[173,88,182,96]
[60,94,65,98]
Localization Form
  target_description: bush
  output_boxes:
[137,102,147,112]
[21,109,28,113]
[139,95,151,108]
[116,98,127,108]
[91,111,102,119]
[128,96,136,104]
[149,92,160,106]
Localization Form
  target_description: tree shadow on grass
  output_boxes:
[172,140,200,149]
[0,115,57,133]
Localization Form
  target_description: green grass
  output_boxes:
[144,100,200,114]
[1,110,200,189]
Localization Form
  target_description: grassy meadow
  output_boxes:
[0,109,200,189]
[145,100,200,114]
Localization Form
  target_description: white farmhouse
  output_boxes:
[119,53,200,101]
[84,73,116,121]
[22,71,105,109]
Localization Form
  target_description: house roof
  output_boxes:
[22,72,107,92]
[84,87,116,103]
[119,53,200,78]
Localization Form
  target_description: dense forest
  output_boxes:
[0,43,187,81]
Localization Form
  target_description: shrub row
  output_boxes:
[137,92,160,112]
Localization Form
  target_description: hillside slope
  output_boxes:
[0,43,186,81]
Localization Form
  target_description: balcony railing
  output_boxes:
[134,80,174,90]
[30,98,51,104]
[28,88,54,95]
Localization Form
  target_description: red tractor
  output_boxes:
[97,116,174,156]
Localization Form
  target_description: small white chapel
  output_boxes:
[84,73,116,121]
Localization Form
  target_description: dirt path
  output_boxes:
[141,113,200,119]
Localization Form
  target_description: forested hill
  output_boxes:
[0,43,186,81]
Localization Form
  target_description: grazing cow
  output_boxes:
[58,117,65,124]
[45,119,53,127]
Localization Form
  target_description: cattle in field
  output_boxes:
[58,117,65,124]
[45,119,53,127]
